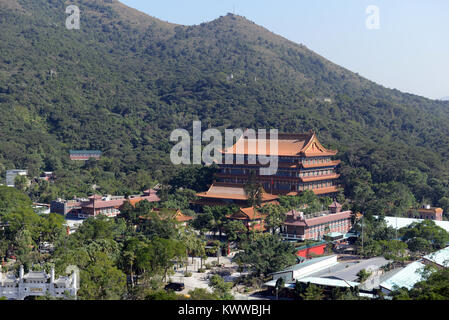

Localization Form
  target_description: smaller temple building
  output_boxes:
[139,208,194,227]
[51,189,161,219]
[195,182,279,207]
[0,266,77,300]
[281,201,352,241]
[226,207,267,232]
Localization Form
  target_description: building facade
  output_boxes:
[69,150,102,161]
[226,207,267,232]
[50,189,161,219]
[0,266,77,300]
[217,131,340,196]
[410,206,444,221]
[5,169,27,187]
[281,202,352,241]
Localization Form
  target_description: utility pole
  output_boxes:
[395,215,398,239]
[361,215,364,256]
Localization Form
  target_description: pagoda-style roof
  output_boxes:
[300,160,341,169]
[196,182,279,202]
[300,174,340,183]
[140,208,194,223]
[226,207,268,232]
[312,186,340,195]
[221,130,337,157]
[226,207,267,221]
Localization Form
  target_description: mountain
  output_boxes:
[440,97,449,101]
[1,0,449,206]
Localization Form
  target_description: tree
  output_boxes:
[14,175,29,192]
[187,288,218,300]
[381,240,408,263]
[301,284,325,300]
[208,274,234,300]
[356,269,372,283]
[78,251,127,300]
[234,234,296,277]
[406,237,432,255]
[120,237,146,287]
[260,204,286,234]
[136,238,186,281]
[392,266,449,300]
[222,220,247,243]
[400,220,449,251]
[244,171,263,208]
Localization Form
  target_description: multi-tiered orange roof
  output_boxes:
[221,131,338,157]
[196,182,279,202]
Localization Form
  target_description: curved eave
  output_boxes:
[301,160,341,169]
[300,174,340,183]
[312,186,340,195]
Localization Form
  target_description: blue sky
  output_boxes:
[121,0,449,100]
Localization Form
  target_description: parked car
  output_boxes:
[164,282,185,291]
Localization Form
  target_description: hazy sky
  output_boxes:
[121,0,449,100]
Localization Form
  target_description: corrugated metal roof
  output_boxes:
[298,276,359,288]
[379,261,426,292]
[423,246,449,267]
[380,216,449,233]
[271,255,338,274]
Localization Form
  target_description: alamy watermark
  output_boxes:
[66,5,80,30]
[170,121,279,175]
[366,5,380,30]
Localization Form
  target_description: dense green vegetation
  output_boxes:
[1,0,449,216]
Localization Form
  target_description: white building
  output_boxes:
[269,255,339,282]
[0,266,77,300]
[379,261,426,295]
[5,169,27,187]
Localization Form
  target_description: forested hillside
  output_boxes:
[1,0,449,214]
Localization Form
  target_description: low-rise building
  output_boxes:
[226,207,267,232]
[422,246,449,268]
[0,266,77,300]
[414,205,443,221]
[281,201,352,241]
[139,208,194,227]
[5,169,27,187]
[379,261,426,295]
[51,189,161,219]
[69,150,101,161]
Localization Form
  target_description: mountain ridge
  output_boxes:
[1,0,449,206]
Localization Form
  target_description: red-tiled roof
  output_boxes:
[284,210,352,227]
[311,186,340,195]
[140,208,194,222]
[221,131,337,157]
[301,160,341,169]
[128,194,160,206]
[226,207,267,221]
[300,174,340,183]
[82,199,125,209]
[196,183,279,201]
